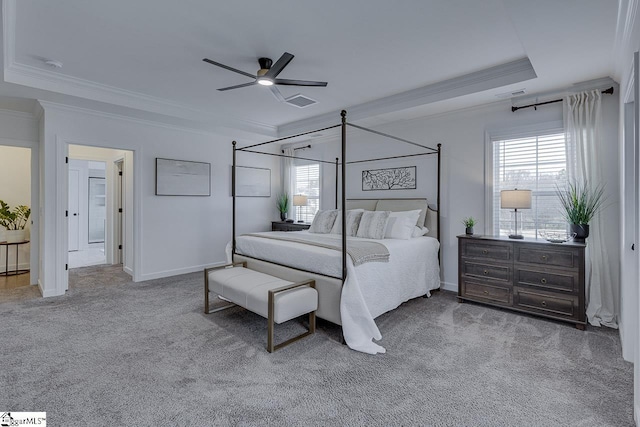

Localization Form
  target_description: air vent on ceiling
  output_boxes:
[285,94,317,108]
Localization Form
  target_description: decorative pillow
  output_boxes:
[375,200,427,227]
[330,209,365,236]
[309,210,339,234]
[384,210,422,240]
[411,226,430,238]
[356,211,391,240]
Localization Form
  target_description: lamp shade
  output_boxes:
[500,189,531,209]
[293,194,308,206]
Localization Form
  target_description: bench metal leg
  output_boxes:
[204,262,246,314]
[267,280,316,353]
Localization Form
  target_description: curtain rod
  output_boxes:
[281,144,311,153]
[511,86,614,112]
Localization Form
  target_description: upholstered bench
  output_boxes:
[204,262,317,352]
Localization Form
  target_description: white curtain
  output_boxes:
[564,90,617,328]
[282,147,295,217]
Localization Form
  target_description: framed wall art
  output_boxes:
[235,166,271,197]
[155,158,211,196]
[362,166,416,191]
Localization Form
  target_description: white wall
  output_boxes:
[38,102,279,296]
[0,108,40,284]
[302,92,620,293]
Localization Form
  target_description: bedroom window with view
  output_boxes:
[294,163,320,223]
[491,129,573,238]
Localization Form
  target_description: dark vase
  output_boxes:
[570,224,589,243]
[465,227,474,235]
[280,212,287,221]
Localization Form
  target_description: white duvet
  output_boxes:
[228,231,440,354]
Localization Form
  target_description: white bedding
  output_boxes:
[228,230,440,354]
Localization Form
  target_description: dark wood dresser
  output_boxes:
[271,221,311,232]
[457,235,586,329]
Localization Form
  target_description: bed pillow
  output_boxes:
[384,210,422,240]
[375,199,428,227]
[308,209,339,234]
[412,226,430,238]
[356,211,391,240]
[330,209,365,236]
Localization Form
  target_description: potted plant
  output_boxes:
[0,200,31,242]
[276,193,289,221]
[462,217,476,235]
[556,181,605,243]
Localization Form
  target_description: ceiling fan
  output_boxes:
[202,52,327,101]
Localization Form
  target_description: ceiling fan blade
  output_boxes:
[203,58,255,79]
[264,52,294,79]
[269,86,285,102]
[217,82,257,91]
[274,78,328,87]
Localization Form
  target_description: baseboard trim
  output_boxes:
[40,280,63,297]
[137,261,227,282]
[123,266,134,277]
[441,281,458,293]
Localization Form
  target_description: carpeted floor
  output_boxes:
[0,266,634,426]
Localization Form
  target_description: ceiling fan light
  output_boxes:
[257,77,274,86]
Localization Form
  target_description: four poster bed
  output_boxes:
[229,111,442,354]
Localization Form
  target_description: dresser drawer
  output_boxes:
[516,246,579,269]
[516,268,577,293]
[462,240,511,261]
[514,288,578,318]
[461,279,512,305]
[462,261,510,282]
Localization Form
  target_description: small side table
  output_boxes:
[1,240,30,276]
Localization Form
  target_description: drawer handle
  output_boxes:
[540,278,547,284]
[482,249,488,255]
[541,301,547,307]
[541,255,548,261]
[483,270,489,275]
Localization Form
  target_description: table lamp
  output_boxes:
[500,189,531,239]
[293,194,308,223]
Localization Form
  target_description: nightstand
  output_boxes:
[271,221,311,232]
[457,234,586,329]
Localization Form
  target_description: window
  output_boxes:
[293,163,320,223]
[491,130,572,238]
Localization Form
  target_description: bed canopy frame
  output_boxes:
[232,110,441,283]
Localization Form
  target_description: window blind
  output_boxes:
[492,131,570,238]
[294,163,320,223]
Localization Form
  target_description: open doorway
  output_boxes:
[66,144,133,290]
[68,159,107,268]
[0,145,37,298]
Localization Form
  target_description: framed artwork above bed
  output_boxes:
[362,166,416,191]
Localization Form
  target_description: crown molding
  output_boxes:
[278,57,537,137]
[37,100,261,140]
[0,107,36,120]
[4,62,277,137]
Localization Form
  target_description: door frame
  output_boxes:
[56,138,139,294]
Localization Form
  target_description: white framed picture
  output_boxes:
[235,166,271,197]
[155,158,211,196]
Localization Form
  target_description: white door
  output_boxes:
[68,168,80,252]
